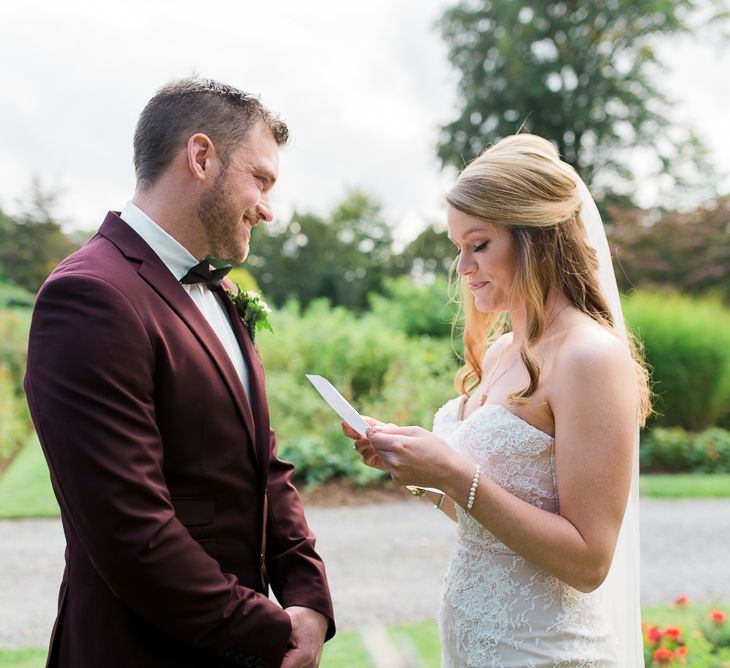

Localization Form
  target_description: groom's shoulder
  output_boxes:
[47,212,149,287]
[37,220,152,315]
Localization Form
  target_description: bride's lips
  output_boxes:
[468,281,488,290]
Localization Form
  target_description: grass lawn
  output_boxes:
[0,434,58,519]
[3,602,728,667]
[0,650,46,668]
[1,436,729,521]
[640,473,730,498]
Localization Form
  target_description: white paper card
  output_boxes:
[305,374,371,437]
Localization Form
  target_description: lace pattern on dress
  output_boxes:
[434,398,614,667]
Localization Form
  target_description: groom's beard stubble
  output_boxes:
[198,172,255,264]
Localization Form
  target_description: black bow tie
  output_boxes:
[180,259,232,290]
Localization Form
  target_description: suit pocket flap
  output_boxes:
[172,496,215,527]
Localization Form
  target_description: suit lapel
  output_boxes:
[217,283,271,485]
[98,213,259,459]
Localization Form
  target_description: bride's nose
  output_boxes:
[456,251,476,276]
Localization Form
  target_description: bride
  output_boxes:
[344,134,651,666]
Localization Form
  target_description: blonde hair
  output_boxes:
[446,134,651,425]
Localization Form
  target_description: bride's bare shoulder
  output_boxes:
[555,318,632,383]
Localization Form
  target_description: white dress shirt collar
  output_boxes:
[120,201,199,280]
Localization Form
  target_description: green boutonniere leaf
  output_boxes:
[225,285,273,342]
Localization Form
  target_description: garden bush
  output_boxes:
[257,299,458,486]
[623,292,730,431]
[368,275,458,339]
[640,427,730,473]
[0,280,35,309]
[0,364,31,463]
[0,306,33,466]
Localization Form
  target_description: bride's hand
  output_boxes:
[341,417,388,472]
[367,424,455,489]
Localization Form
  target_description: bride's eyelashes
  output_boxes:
[454,240,491,256]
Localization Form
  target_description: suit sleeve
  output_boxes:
[264,430,336,640]
[24,273,292,665]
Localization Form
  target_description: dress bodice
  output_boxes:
[435,397,614,667]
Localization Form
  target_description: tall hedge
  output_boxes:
[623,292,730,431]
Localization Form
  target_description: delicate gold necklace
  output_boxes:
[478,350,519,406]
[477,302,570,406]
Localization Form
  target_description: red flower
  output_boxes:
[647,625,662,643]
[653,648,674,666]
[664,626,682,640]
[675,594,688,607]
[710,609,727,625]
[675,646,688,657]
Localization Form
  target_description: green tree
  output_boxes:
[394,223,456,281]
[246,190,395,310]
[437,0,725,197]
[0,181,79,292]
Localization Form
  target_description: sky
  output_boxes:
[0,0,728,245]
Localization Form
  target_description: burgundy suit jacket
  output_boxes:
[24,212,335,668]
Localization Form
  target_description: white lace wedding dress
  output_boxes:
[436,397,616,667]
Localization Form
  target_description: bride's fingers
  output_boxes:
[370,424,423,437]
[341,421,365,440]
[368,432,403,451]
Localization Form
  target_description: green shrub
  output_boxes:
[0,308,31,393]
[640,427,730,473]
[623,292,730,431]
[694,428,730,474]
[0,364,30,462]
[368,276,457,339]
[0,307,33,466]
[640,427,697,473]
[0,280,35,309]
[257,299,457,486]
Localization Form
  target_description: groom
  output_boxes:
[24,78,334,668]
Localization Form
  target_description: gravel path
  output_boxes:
[1,498,729,648]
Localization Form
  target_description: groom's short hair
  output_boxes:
[133,77,288,188]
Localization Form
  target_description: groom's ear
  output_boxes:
[186,133,217,182]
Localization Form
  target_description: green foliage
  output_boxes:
[225,266,259,292]
[0,365,30,463]
[257,299,457,487]
[0,183,79,292]
[0,307,33,465]
[247,190,395,311]
[369,276,458,339]
[624,292,730,430]
[640,427,730,474]
[393,223,455,281]
[0,280,35,309]
[437,0,719,198]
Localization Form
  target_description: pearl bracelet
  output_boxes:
[466,463,481,512]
